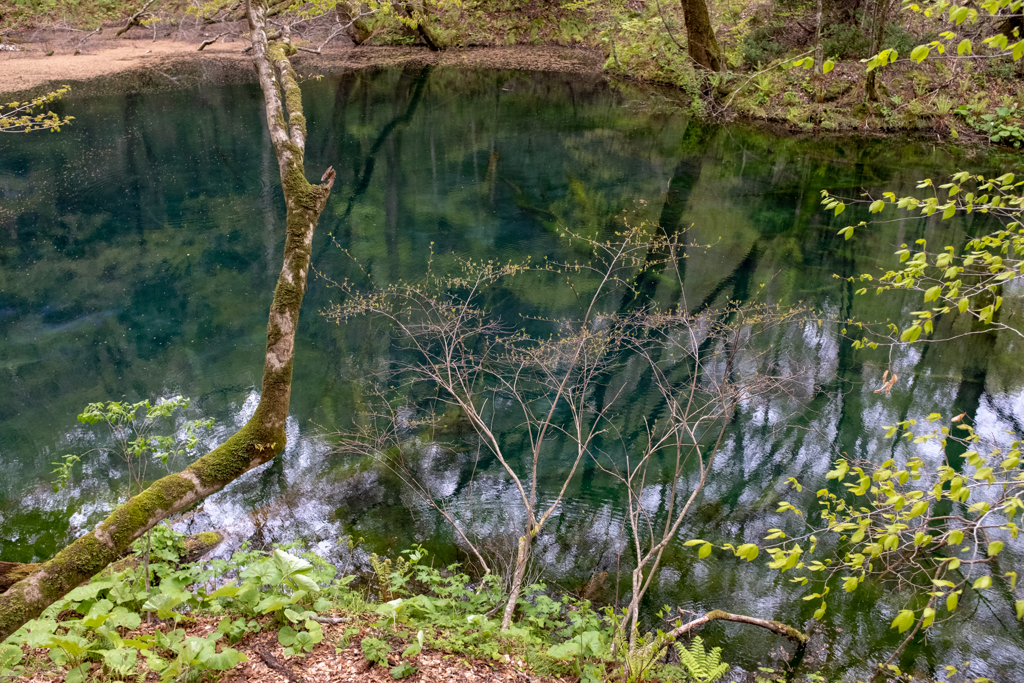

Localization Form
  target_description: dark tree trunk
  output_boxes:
[0,0,335,642]
[680,0,722,71]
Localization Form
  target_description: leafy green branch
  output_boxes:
[0,86,74,134]
[824,170,1023,347]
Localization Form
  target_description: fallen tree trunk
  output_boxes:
[0,0,334,642]
[0,531,224,595]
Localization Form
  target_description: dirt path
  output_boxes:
[1,33,602,96]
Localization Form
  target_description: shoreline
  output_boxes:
[1,35,604,97]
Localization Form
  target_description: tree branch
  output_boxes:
[665,609,809,644]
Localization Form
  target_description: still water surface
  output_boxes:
[1,66,1022,679]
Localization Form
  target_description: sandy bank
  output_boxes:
[1,33,603,96]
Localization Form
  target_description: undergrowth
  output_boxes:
[0,527,843,683]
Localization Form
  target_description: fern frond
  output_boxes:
[674,636,730,683]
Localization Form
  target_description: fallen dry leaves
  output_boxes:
[11,615,566,683]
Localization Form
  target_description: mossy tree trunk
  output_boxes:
[865,0,889,100]
[0,0,335,643]
[679,0,722,71]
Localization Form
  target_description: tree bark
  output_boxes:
[865,0,889,100]
[0,0,334,643]
[679,0,722,71]
[500,532,532,630]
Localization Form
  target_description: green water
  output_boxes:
[1,66,1022,679]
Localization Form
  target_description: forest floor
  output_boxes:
[12,614,562,683]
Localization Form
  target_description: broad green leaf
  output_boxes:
[957,38,972,55]
[973,576,992,590]
[988,541,1004,557]
[947,592,959,612]
[698,542,712,559]
[65,663,90,683]
[823,59,835,74]
[291,573,321,593]
[891,609,915,633]
[205,648,247,670]
[921,607,935,628]
[273,549,313,578]
[0,643,22,672]
[1016,600,1024,620]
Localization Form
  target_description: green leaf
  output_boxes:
[291,573,321,593]
[698,542,712,559]
[1016,600,1024,620]
[273,548,313,578]
[910,45,929,63]
[65,663,91,683]
[869,199,885,213]
[208,583,240,599]
[988,541,1004,557]
[813,602,827,620]
[973,576,992,590]
[0,643,22,672]
[823,59,835,74]
[278,625,298,647]
[142,593,183,620]
[891,609,915,633]
[391,663,418,679]
[947,592,959,612]
[957,38,972,55]
[921,607,935,628]
[735,543,759,562]
[958,298,970,313]
[101,648,137,675]
[834,202,846,216]
[205,648,248,670]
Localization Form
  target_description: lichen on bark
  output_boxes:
[0,0,336,643]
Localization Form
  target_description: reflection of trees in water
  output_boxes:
[1,64,1022,672]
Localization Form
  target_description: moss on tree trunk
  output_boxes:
[680,0,721,71]
[0,0,335,643]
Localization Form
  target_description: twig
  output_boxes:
[74,27,102,50]
[653,0,685,52]
[309,615,348,624]
[116,0,158,37]
[197,31,229,50]
[255,643,307,683]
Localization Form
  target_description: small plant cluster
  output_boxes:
[956,102,1024,148]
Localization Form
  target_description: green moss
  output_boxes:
[187,419,285,490]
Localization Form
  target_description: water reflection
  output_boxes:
[0,65,1021,679]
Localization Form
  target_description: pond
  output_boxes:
[1,65,1021,680]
